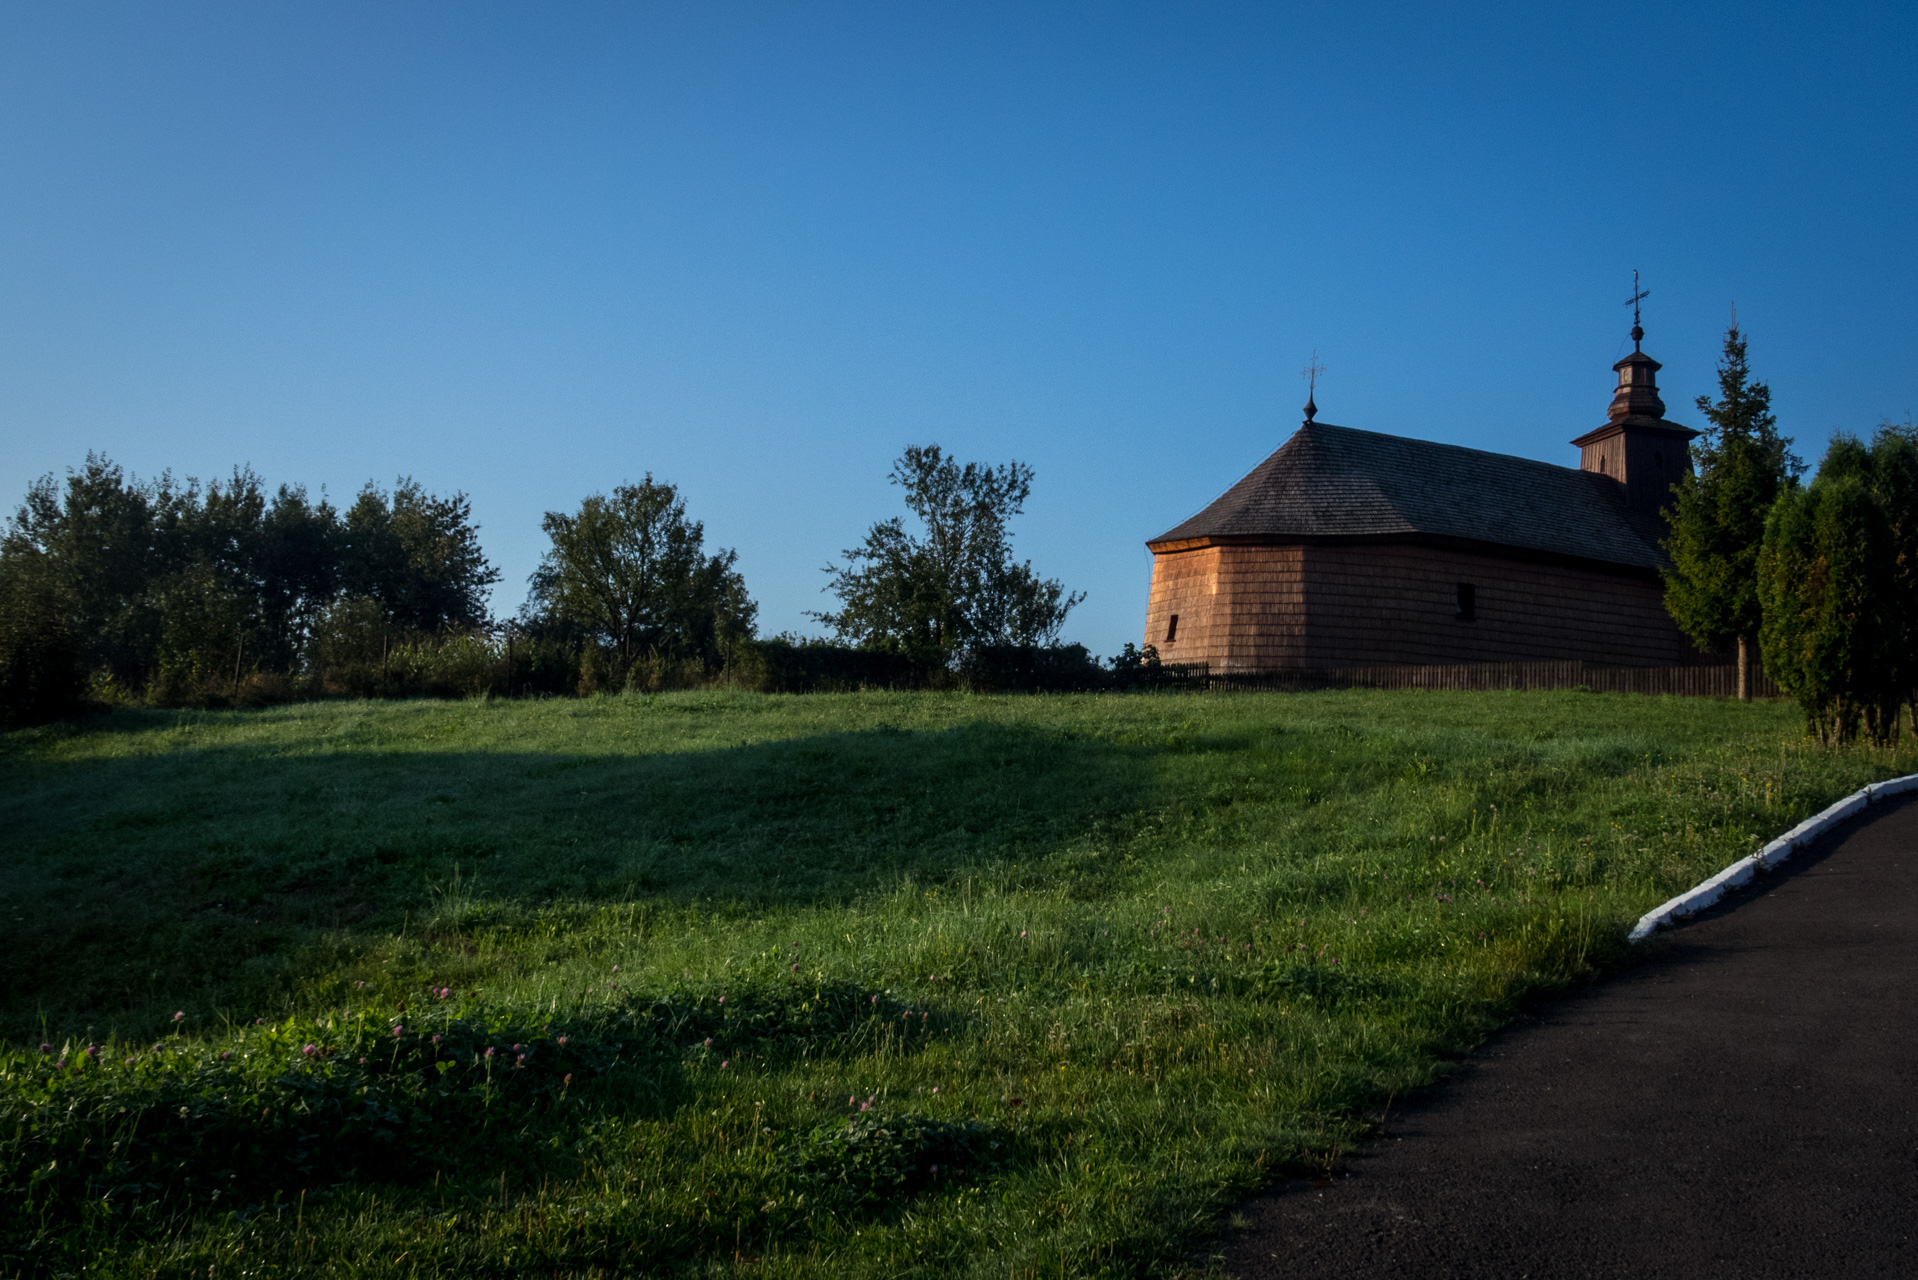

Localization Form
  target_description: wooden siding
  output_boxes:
[1301,543,1697,667]
[1146,541,1704,670]
[1144,544,1306,669]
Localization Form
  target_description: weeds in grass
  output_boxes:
[784,1109,1011,1211]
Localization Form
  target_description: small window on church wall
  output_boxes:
[1165,614,1180,643]
[1455,583,1476,622]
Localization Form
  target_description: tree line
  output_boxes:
[8,332,1911,741]
[1664,325,1918,746]
[0,445,1090,725]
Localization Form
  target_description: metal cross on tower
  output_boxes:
[1301,351,1325,423]
[1624,270,1651,351]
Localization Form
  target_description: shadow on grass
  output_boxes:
[1,721,1154,1040]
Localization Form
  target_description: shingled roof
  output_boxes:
[1148,422,1671,574]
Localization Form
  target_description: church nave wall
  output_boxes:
[1300,543,1699,668]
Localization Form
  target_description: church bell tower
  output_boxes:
[1571,280,1699,513]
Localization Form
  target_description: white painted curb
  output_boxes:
[1627,773,1918,942]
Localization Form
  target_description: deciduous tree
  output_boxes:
[0,541,82,724]
[0,457,495,713]
[526,477,755,674]
[814,445,1082,664]
[340,479,498,634]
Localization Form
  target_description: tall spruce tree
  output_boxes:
[1662,323,1801,698]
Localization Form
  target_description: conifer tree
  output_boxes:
[1874,422,1918,731]
[1662,324,1801,698]
[1812,421,1918,734]
[1758,455,1902,745]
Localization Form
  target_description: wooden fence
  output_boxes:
[1164,660,1782,699]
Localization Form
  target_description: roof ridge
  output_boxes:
[1301,421,1587,477]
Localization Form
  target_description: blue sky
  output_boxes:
[3,2,1914,658]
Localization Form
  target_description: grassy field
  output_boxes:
[2,689,1911,1278]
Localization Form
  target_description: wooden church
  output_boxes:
[1143,324,1704,671]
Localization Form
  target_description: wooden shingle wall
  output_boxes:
[1145,541,1702,671]
[1144,544,1306,669]
[1302,543,1694,667]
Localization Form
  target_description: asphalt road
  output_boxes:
[1224,793,1918,1280]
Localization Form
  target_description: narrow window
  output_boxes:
[1165,614,1180,643]
[1455,583,1476,622]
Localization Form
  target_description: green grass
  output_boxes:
[1,689,1910,1278]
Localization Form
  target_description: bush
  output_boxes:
[1105,641,1161,687]
[960,643,1107,692]
[623,651,710,693]
[386,633,501,699]
[741,638,933,693]
[302,603,581,702]
[722,639,1114,694]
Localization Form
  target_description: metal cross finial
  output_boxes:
[1624,269,1651,351]
[1301,351,1325,423]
